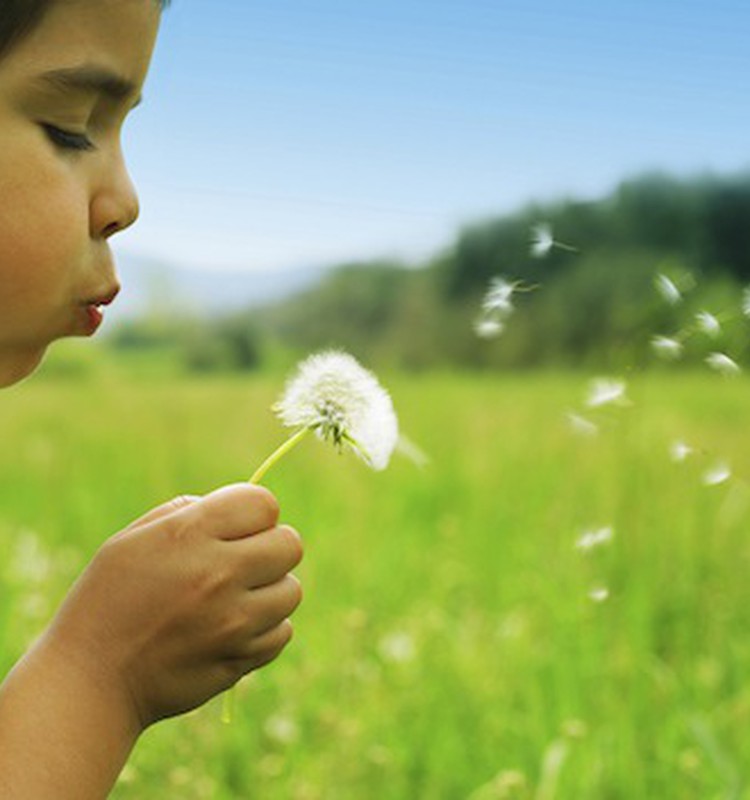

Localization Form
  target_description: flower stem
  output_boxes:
[249,426,311,483]
[221,426,313,725]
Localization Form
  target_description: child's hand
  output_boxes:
[41,484,303,729]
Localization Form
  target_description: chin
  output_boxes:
[0,347,47,388]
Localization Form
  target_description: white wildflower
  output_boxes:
[654,274,681,305]
[589,586,610,603]
[575,525,614,552]
[705,352,740,376]
[566,412,598,438]
[696,311,721,337]
[481,277,516,315]
[274,350,398,470]
[670,440,693,463]
[474,316,505,339]
[703,461,731,487]
[585,378,627,408]
[651,335,683,359]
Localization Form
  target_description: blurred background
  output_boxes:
[77,0,750,376]
[4,3,750,798]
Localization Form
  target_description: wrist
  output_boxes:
[0,631,143,800]
[37,622,146,739]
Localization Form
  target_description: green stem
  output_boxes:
[250,426,312,483]
[222,426,313,725]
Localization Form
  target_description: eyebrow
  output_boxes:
[34,64,142,107]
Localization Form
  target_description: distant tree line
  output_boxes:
[108,169,750,372]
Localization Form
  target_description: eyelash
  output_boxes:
[42,124,96,152]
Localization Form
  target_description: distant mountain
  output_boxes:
[107,252,329,323]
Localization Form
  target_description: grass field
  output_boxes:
[1,364,750,799]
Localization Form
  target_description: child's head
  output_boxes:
[0,0,168,387]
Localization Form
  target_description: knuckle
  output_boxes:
[264,620,293,651]
[285,575,303,612]
[171,494,200,510]
[279,619,294,646]
[278,525,304,567]
[223,605,251,639]
[249,485,280,527]
[253,621,293,665]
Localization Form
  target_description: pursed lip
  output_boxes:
[76,283,121,336]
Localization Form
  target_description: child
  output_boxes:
[0,2,304,797]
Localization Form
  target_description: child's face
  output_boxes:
[0,0,161,386]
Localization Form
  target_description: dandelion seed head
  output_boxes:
[655,274,681,305]
[274,350,399,470]
[703,461,731,487]
[696,311,721,337]
[651,335,683,360]
[706,352,740,376]
[586,378,627,408]
[530,222,554,258]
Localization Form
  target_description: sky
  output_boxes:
[115,0,750,274]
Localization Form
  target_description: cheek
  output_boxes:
[0,175,89,304]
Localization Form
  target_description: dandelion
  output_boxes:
[651,335,683,360]
[473,316,505,339]
[575,525,614,552]
[670,440,693,463]
[706,352,740,376]
[269,350,399,474]
[585,377,627,408]
[654,273,681,305]
[223,351,398,724]
[530,222,577,258]
[696,311,721,338]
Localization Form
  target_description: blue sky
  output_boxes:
[116,0,750,273]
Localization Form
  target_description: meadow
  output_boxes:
[1,360,750,799]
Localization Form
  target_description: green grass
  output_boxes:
[2,368,750,798]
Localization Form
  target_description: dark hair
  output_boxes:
[0,0,170,59]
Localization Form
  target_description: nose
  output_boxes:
[90,147,140,240]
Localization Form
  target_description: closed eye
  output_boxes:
[42,124,96,152]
